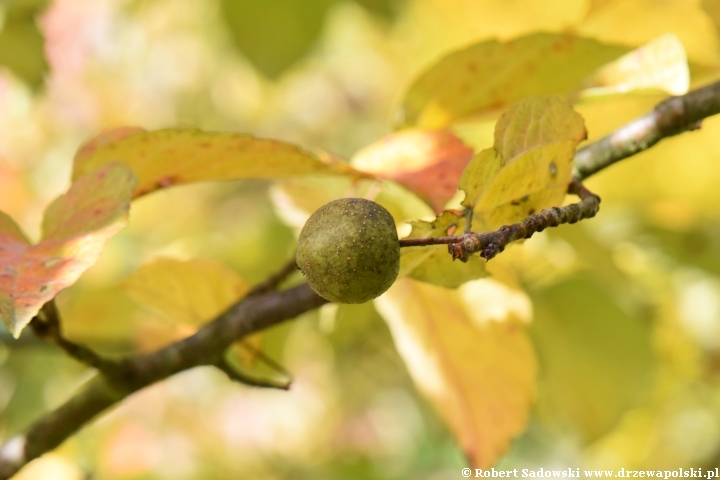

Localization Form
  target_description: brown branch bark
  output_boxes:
[29,301,123,375]
[573,80,720,180]
[3,77,720,480]
[0,284,326,479]
[399,179,601,261]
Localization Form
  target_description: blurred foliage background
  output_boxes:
[3,0,720,478]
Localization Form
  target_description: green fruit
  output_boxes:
[297,198,400,304]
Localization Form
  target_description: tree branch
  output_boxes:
[573,79,720,180]
[399,179,601,261]
[4,77,720,480]
[245,256,299,297]
[29,301,123,375]
[0,284,326,479]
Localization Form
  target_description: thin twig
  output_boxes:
[450,178,599,261]
[399,179,601,262]
[0,284,326,480]
[29,301,122,375]
[399,235,463,247]
[245,255,299,297]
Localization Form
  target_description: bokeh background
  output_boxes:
[4,0,720,478]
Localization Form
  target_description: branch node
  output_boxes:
[30,301,123,377]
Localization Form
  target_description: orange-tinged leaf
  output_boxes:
[581,34,690,97]
[0,211,30,245]
[375,278,536,468]
[0,162,136,337]
[460,96,586,231]
[73,128,367,199]
[399,33,628,128]
[351,129,474,213]
[74,127,146,162]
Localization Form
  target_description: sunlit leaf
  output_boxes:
[120,257,250,326]
[375,278,536,468]
[56,286,142,350]
[74,127,146,160]
[120,257,260,363]
[73,128,366,199]
[399,33,628,128]
[579,0,720,66]
[456,149,503,209]
[581,34,689,97]
[460,96,586,230]
[271,176,434,230]
[704,0,720,36]
[400,210,487,288]
[352,129,474,213]
[0,162,136,337]
[530,276,654,442]
[0,0,49,88]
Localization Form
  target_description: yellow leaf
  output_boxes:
[0,162,136,337]
[458,149,503,211]
[493,95,588,163]
[120,257,249,326]
[375,278,536,468]
[399,33,628,128]
[582,34,690,96]
[73,128,367,199]
[56,286,142,347]
[579,0,720,66]
[120,257,259,360]
[460,96,586,230]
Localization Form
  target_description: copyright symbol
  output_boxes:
[462,468,471,477]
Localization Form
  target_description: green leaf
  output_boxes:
[0,162,137,337]
[460,96,586,231]
[529,276,654,442]
[375,278,536,468]
[73,128,366,199]
[0,0,49,88]
[400,210,487,288]
[219,0,335,78]
[399,32,628,128]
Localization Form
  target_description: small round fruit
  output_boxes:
[296,198,400,304]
